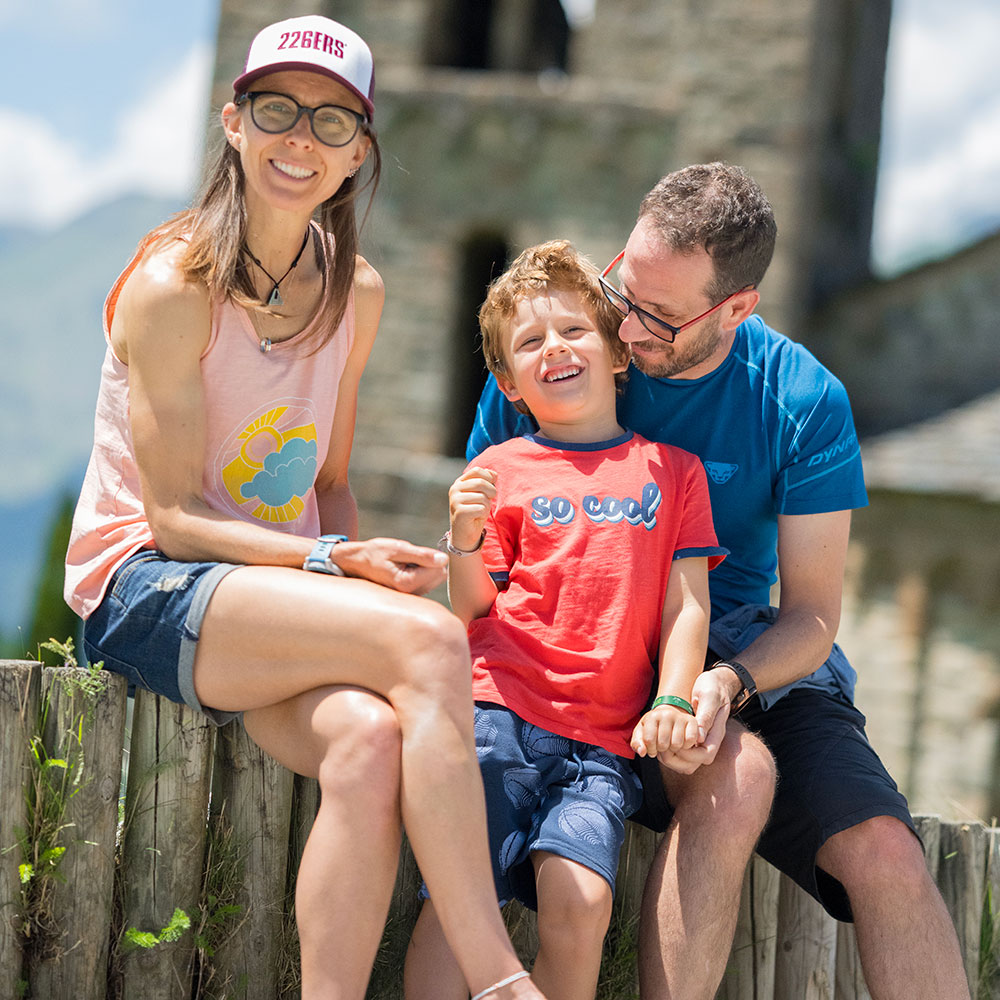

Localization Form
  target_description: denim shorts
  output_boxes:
[83,549,242,726]
[471,703,643,911]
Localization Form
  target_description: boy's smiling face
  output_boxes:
[496,288,628,444]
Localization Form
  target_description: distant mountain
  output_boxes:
[0,194,184,635]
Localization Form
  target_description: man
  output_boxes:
[466,163,969,999]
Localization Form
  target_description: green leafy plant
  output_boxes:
[122,907,192,951]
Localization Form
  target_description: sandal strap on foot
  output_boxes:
[470,970,531,1000]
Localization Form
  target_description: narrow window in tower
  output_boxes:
[445,232,509,458]
[424,0,570,73]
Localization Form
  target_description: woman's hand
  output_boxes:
[333,537,448,595]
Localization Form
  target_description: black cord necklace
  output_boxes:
[243,226,311,308]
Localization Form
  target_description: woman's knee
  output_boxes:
[318,688,401,756]
[314,689,402,794]
[383,602,473,706]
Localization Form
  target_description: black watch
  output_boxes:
[713,659,757,714]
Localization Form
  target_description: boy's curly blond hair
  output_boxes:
[478,240,630,413]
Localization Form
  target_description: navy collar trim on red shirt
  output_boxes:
[524,430,634,452]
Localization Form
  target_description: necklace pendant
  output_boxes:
[268,286,283,307]
[260,337,272,354]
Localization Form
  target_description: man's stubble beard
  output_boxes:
[628,312,724,379]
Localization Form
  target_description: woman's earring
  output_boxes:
[347,166,359,177]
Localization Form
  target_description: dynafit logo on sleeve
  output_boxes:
[217,403,319,523]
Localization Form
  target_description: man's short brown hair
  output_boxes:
[639,162,777,301]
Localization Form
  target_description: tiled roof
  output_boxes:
[860,389,1000,502]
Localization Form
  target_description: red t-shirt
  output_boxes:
[468,431,726,757]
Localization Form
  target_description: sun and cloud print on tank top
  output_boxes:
[212,398,320,525]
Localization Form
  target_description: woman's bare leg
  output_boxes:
[245,686,403,1000]
[194,567,541,998]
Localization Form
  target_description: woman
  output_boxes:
[65,15,544,1000]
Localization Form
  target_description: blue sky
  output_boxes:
[1,0,998,272]
[0,0,217,226]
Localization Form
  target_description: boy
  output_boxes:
[404,241,726,1000]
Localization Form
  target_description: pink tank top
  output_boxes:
[64,235,355,619]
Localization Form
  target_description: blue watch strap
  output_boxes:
[303,534,349,575]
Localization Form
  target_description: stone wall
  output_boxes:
[809,231,1000,436]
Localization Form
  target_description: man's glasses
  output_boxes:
[599,250,752,344]
[236,91,366,148]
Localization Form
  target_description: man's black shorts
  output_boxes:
[630,686,916,921]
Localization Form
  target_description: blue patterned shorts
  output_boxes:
[472,702,642,911]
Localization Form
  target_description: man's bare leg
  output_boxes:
[817,816,970,1000]
[638,721,775,1000]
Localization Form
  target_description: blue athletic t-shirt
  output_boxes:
[467,315,868,704]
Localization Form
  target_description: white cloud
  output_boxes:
[873,91,1000,269]
[0,40,211,229]
[872,0,1000,271]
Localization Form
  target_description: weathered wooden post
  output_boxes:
[615,822,658,928]
[914,814,942,881]
[983,826,1000,998]
[0,660,42,998]
[209,720,294,999]
[29,666,128,1000]
[289,774,320,878]
[120,690,215,1000]
[716,855,780,1000]
[773,876,837,999]
[937,820,987,994]
[833,922,870,1000]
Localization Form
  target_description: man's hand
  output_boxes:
[448,466,497,551]
[692,664,741,741]
[333,538,448,595]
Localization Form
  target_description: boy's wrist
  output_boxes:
[438,528,486,556]
[651,694,694,716]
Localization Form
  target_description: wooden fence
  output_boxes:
[1,659,998,1000]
